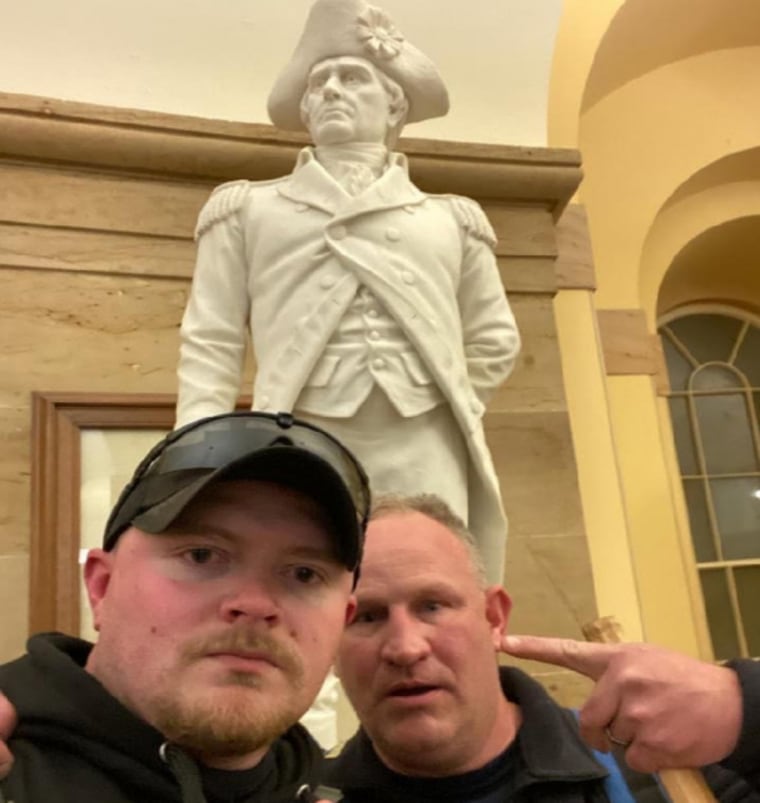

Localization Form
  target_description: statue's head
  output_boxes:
[298,55,409,148]
[268,0,448,147]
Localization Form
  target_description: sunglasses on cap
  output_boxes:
[103,411,370,570]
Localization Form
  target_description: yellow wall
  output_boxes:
[550,0,760,656]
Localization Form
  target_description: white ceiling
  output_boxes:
[1,0,563,145]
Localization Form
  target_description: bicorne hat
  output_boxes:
[268,0,449,131]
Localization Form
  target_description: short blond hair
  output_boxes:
[370,493,488,587]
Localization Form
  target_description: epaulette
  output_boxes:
[194,180,251,240]
[447,195,497,249]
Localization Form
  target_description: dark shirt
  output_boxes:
[325,666,665,802]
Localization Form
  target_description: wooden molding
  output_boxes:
[29,392,178,634]
[30,392,257,635]
[597,309,662,376]
[0,91,582,217]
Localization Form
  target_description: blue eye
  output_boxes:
[352,608,382,624]
[186,548,215,564]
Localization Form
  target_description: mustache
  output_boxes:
[180,627,302,676]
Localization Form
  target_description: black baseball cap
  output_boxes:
[103,411,370,571]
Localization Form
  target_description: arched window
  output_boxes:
[659,309,760,660]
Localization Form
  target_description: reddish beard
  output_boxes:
[150,624,307,760]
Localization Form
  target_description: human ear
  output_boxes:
[345,594,357,626]
[484,586,512,649]
[83,549,114,632]
[386,94,408,129]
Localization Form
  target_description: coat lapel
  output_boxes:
[277,149,427,219]
[335,154,427,220]
[276,149,347,215]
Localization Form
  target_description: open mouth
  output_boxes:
[388,684,439,699]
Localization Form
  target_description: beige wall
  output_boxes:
[0,0,561,146]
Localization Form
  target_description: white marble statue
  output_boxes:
[176,0,521,583]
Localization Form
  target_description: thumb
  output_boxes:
[501,634,617,681]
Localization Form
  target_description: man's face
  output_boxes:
[301,56,401,146]
[336,511,513,777]
[85,480,354,768]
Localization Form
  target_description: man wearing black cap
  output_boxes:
[0,411,369,803]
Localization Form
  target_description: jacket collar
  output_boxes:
[324,666,608,796]
[277,147,426,217]
[498,667,608,783]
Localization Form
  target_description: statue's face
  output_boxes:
[301,56,400,146]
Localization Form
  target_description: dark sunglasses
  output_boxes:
[103,411,370,550]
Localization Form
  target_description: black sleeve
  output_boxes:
[0,652,35,710]
[717,660,760,790]
[0,634,91,718]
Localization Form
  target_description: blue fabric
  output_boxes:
[571,708,636,803]
[591,745,637,803]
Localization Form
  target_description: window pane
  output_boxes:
[694,394,757,474]
[709,478,760,560]
[735,566,760,658]
[699,569,740,661]
[733,326,760,389]
[661,334,693,392]
[682,479,717,562]
[668,397,699,475]
[668,315,742,364]
[691,365,743,391]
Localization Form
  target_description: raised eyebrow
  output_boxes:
[353,591,388,609]
[412,583,462,603]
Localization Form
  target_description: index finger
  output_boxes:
[501,635,618,681]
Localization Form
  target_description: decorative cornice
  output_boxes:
[0,91,582,217]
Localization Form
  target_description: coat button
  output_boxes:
[295,203,309,213]
[258,395,271,410]
[320,275,337,288]
[402,271,415,284]
[369,330,381,341]
[331,225,348,240]
[385,227,401,241]
[372,358,386,370]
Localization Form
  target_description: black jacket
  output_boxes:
[0,633,325,803]
[323,667,668,802]
[702,659,760,802]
